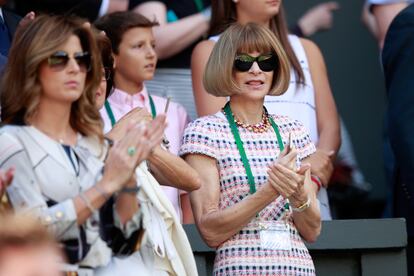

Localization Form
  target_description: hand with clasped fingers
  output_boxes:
[100,114,167,194]
[106,107,153,142]
[267,146,311,205]
[267,146,321,242]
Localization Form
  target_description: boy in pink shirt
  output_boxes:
[95,12,192,221]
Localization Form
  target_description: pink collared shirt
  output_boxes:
[100,86,190,220]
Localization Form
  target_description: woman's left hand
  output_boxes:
[267,162,310,200]
[106,107,153,142]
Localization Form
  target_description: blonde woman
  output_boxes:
[181,23,321,275]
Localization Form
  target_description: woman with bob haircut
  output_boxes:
[192,0,341,221]
[180,23,321,276]
[0,15,167,274]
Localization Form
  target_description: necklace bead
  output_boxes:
[223,107,271,133]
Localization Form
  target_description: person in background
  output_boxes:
[0,215,63,276]
[364,0,414,273]
[94,11,200,222]
[93,30,115,110]
[0,0,34,72]
[291,1,339,38]
[191,0,340,221]
[92,29,199,276]
[0,0,21,57]
[361,2,379,40]
[181,23,320,275]
[132,1,339,120]
[364,0,412,49]
[132,0,211,121]
[7,0,130,22]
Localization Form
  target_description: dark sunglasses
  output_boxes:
[47,51,91,72]
[234,53,278,72]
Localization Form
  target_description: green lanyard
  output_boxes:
[223,102,284,195]
[193,0,204,12]
[104,95,157,127]
[148,94,157,119]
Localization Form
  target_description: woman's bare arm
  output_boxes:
[191,40,227,116]
[301,38,340,187]
[134,1,209,59]
[185,154,280,248]
[148,146,201,192]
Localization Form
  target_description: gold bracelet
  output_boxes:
[291,196,311,212]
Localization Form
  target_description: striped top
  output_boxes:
[180,111,316,276]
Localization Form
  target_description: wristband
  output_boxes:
[311,175,322,190]
[120,186,140,194]
[291,196,311,212]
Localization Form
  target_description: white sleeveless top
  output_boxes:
[209,34,331,220]
[264,35,318,144]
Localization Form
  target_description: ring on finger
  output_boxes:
[127,146,137,156]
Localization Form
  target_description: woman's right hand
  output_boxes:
[267,148,299,198]
[106,107,153,142]
[101,115,167,193]
[267,147,310,199]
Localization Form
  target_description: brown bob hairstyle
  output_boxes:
[209,0,304,85]
[203,22,290,97]
[0,15,103,140]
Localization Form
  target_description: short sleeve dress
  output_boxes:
[180,111,317,276]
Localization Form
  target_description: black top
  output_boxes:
[130,0,210,68]
[382,3,414,237]
[10,0,103,22]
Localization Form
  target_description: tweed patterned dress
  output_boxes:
[180,111,317,276]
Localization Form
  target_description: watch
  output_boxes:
[291,196,311,212]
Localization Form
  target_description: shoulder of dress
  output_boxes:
[269,114,294,125]
[190,113,227,128]
[270,114,307,132]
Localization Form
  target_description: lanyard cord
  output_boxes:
[104,100,116,127]
[148,94,157,118]
[223,102,284,195]
[193,0,204,12]
[104,95,157,127]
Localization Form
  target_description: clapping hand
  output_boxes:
[101,115,167,193]
[106,107,153,142]
[267,140,310,199]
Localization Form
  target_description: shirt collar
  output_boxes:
[109,85,149,108]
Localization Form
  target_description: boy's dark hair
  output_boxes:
[94,11,158,54]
